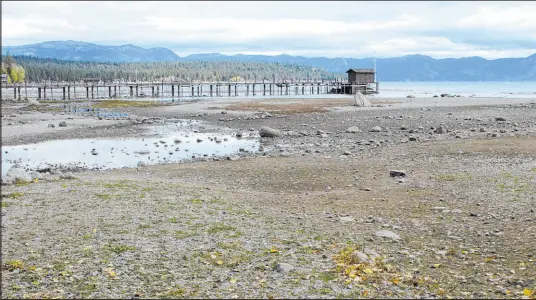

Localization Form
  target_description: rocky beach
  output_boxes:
[2,95,536,298]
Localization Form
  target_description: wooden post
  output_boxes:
[246,84,249,96]
[171,85,175,97]
[263,84,266,96]
[269,84,272,95]
[51,86,53,100]
[317,84,320,94]
[129,86,133,98]
[210,85,213,97]
[302,86,305,95]
[228,84,231,96]
[86,86,90,99]
[178,84,181,97]
[38,87,42,100]
[198,85,200,97]
[234,84,237,96]
[252,84,255,96]
[14,87,17,100]
[63,87,66,100]
[68,86,71,99]
[114,86,117,97]
[44,86,47,100]
[108,86,111,98]
[152,86,155,97]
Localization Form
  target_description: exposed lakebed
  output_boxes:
[1,120,261,176]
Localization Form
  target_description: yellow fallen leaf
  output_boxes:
[270,247,278,253]
[34,178,39,183]
[230,278,237,284]
[392,278,400,285]
[216,260,223,265]
[432,264,441,268]
[364,268,373,274]
[107,269,116,279]
[523,289,533,297]
[362,290,369,297]
[92,228,97,233]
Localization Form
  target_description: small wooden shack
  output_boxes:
[346,69,375,84]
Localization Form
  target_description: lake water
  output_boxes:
[377,81,536,98]
[1,122,261,177]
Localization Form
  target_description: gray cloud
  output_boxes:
[2,1,535,59]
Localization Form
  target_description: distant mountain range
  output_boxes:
[3,41,536,81]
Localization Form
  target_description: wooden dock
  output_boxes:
[1,81,379,101]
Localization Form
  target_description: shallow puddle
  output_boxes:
[2,123,260,176]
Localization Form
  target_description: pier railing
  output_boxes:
[1,81,379,101]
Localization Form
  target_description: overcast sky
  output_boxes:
[2,1,535,59]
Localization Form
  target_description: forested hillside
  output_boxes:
[4,55,340,83]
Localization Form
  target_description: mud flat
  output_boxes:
[2,96,536,298]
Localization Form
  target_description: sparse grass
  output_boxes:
[104,243,136,254]
[437,172,473,182]
[175,230,199,239]
[224,98,354,114]
[3,260,24,271]
[3,192,25,199]
[189,198,203,204]
[206,223,236,234]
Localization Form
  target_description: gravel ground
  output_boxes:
[2,97,536,299]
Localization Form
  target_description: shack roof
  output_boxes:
[346,69,375,74]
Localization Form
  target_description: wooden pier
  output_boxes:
[1,80,379,101]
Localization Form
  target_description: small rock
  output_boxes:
[374,230,401,241]
[346,126,361,133]
[59,121,67,127]
[275,263,294,273]
[2,167,32,185]
[137,161,146,167]
[364,248,380,259]
[235,132,243,138]
[390,170,406,177]
[259,126,281,138]
[48,123,55,128]
[495,117,506,122]
[59,172,76,180]
[479,128,486,132]
[370,126,382,133]
[351,251,371,263]
[434,126,447,134]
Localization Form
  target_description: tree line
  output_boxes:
[1,55,26,83]
[2,55,342,83]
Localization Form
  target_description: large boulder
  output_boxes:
[354,92,372,107]
[259,126,281,138]
[28,99,40,106]
[2,167,32,185]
